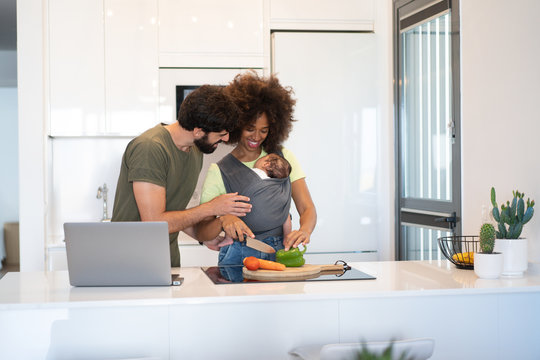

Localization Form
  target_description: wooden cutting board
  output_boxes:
[243,263,345,281]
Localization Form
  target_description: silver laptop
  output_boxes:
[64,221,180,287]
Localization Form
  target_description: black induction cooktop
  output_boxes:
[202,265,376,284]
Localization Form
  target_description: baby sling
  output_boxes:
[217,152,292,239]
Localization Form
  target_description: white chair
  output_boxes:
[289,338,435,360]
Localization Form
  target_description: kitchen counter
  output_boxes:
[2,260,540,309]
[1,260,540,359]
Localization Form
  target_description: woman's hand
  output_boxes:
[284,229,311,251]
[219,214,255,241]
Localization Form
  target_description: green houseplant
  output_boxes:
[490,187,535,239]
[355,342,414,360]
[479,223,496,253]
[311,338,434,360]
[490,187,535,276]
[474,223,503,279]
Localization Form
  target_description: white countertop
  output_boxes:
[2,260,540,311]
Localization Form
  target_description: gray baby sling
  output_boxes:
[217,152,292,239]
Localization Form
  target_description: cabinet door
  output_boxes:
[49,0,105,136]
[158,0,264,68]
[270,0,374,31]
[105,0,159,135]
[272,32,379,253]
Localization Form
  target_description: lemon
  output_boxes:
[452,252,474,264]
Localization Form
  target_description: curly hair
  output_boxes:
[224,71,296,154]
[178,85,238,133]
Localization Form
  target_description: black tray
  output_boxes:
[202,265,376,284]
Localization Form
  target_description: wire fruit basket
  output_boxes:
[438,235,479,269]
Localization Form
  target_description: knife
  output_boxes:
[245,237,276,253]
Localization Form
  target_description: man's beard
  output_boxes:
[194,134,221,154]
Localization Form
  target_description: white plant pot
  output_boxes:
[493,238,528,277]
[474,252,503,279]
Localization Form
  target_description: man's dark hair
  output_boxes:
[178,85,239,133]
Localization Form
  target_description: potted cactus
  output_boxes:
[490,187,535,276]
[474,223,503,279]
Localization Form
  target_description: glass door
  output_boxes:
[394,0,461,260]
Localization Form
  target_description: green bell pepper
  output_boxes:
[276,245,307,267]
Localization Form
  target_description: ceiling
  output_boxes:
[0,0,17,51]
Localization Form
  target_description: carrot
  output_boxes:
[257,258,286,271]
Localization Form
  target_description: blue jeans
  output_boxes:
[218,236,284,266]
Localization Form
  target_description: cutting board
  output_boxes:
[242,264,345,281]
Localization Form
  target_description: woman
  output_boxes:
[195,72,317,265]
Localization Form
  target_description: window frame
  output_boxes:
[393,0,462,260]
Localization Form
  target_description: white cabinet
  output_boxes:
[105,0,159,135]
[49,0,106,135]
[47,244,68,271]
[179,244,219,267]
[49,0,159,136]
[269,0,374,31]
[158,0,264,68]
[272,32,380,253]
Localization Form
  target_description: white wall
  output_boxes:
[374,0,394,260]
[17,0,46,271]
[47,138,131,242]
[461,0,540,257]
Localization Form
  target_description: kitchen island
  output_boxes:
[1,260,540,359]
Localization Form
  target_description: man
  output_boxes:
[112,85,252,266]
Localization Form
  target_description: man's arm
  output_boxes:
[133,181,252,234]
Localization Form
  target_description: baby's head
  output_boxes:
[254,153,291,179]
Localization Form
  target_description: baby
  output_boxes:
[204,153,292,250]
[252,153,292,180]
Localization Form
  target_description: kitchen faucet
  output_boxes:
[96,183,111,222]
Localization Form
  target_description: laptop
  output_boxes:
[64,221,181,287]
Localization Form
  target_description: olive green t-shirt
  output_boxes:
[112,124,203,267]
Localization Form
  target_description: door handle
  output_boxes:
[434,212,458,230]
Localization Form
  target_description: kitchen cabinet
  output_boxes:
[269,0,374,31]
[49,0,158,136]
[272,32,380,255]
[3,261,540,359]
[158,0,264,68]
[47,244,68,271]
[104,0,159,135]
[49,0,106,135]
